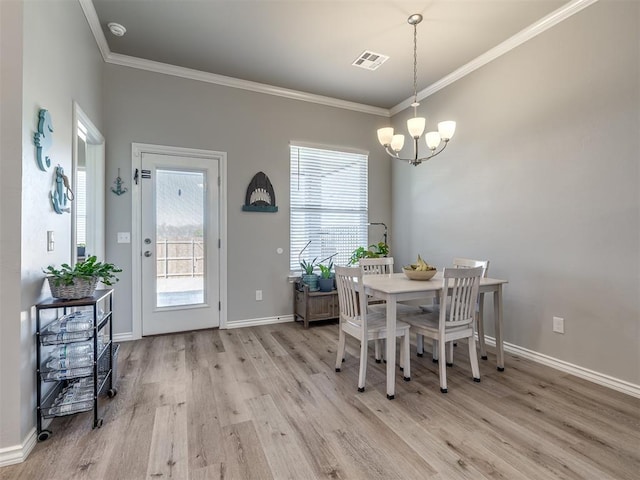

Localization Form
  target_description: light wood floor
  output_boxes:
[2,321,639,480]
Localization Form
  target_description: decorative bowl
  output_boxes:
[402,266,437,281]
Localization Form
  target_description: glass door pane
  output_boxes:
[155,169,205,307]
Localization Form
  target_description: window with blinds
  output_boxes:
[290,144,368,271]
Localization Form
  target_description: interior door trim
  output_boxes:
[131,143,228,339]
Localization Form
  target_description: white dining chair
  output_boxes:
[334,266,411,392]
[359,257,393,363]
[417,257,490,362]
[400,266,483,393]
[453,258,490,360]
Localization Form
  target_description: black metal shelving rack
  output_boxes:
[35,289,117,441]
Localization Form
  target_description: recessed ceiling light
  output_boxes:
[107,22,127,37]
[352,51,389,71]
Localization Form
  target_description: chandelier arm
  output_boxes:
[414,140,450,164]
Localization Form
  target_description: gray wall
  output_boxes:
[391,0,639,384]
[102,65,392,334]
[0,0,25,450]
[0,0,103,451]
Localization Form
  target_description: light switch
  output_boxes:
[47,231,55,252]
[117,232,131,243]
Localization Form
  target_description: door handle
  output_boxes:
[144,251,152,257]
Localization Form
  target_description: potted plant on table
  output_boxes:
[317,259,334,292]
[44,255,122,300]
[299,257,319,291]
[348,242,390,265]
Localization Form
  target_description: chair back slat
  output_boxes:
[442,266,483,330]
[359,257,394,275]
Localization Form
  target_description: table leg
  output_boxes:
[386,296,397,399]
[494,285,504,371]
[478,294,487,360]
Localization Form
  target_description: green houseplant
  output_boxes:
[317,260,334,292]
[348,242,390,265]
[44,255,122,300]
[299,257,319,291]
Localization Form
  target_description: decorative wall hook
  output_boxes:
[34,109,53,171]
[51,165,73,214]
[111,168,128,196]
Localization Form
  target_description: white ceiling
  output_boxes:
[90,0,573,111]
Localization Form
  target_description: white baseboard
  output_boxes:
[112,332,135,342]
[224,314,294,329]
[483,336,640,398]
[0,428,36,467]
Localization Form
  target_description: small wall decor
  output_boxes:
[51,165,73,214]
[34,109,54,171]
[242,171,278,212]
[111,168,128,196]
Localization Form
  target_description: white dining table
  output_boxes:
[362,272,508,399]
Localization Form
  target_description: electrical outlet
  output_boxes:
[256,290,263,301]
[553,316,564,334]
[117,232,131,243]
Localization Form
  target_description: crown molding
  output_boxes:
[390,0,600,115]
[79,0,597,119]
[78,0,110,61]
[104,52,390,117]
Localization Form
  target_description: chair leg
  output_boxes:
[374,339,382,363]
[477,304,487,360]
[402,332,411,381]
[416,334,424,357]
[399,337,404,370]
[357,339,368,392]
[469,333,481,382]
[438,337,448,393]
[335,328,346,372]
[446,341,454,367]
[432,339,439,363]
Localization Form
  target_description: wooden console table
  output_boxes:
[293,281,339,328]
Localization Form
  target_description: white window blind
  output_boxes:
[290,144,368,271]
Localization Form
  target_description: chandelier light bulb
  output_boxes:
[407,117,426,139]
[438,121,456,141]
[377,127,395,146]
[390,135,405,152]
[425,132,441,150]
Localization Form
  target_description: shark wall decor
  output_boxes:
[242,171,278,212]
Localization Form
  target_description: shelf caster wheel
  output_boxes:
[107,387,118,398]
[37,430,52,442]
[95,418,104,429]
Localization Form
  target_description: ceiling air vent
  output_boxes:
[352,51,389,71]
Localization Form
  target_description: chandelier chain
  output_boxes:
[413,22,418,106]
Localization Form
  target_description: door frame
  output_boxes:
[131,143,228,339]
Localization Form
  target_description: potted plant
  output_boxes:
[299,257,319,291]
[348,242,390,265]
[317,259,334,292]
[44,255,122,300]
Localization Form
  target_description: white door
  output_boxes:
[140,152,220,335]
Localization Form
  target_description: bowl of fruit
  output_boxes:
[403,255,437,281]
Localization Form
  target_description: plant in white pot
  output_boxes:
[44,255,122,300]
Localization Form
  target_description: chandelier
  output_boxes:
[377,14,456,166]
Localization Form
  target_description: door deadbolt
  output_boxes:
[144,238,152,244]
